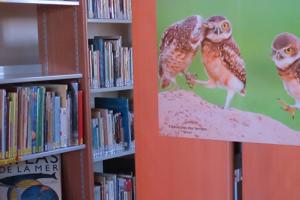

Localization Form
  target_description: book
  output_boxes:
[88,36,133,89]
[87,0,132,20]
[78,91,84,145]
[94,173,135,200]
[95,98,132,148]
[0,83,82,162]
[0,155,62,200]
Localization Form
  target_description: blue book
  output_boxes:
[94,37,105,88]
[30,87,38,154]
[94,98,131,148]
[54,96,61,149]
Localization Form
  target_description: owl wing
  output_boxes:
[160,25,178,52]
[221,39,247,85]
[294,60,300,84]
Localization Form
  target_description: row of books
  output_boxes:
[88,36,134,89]
[91,98,133,160]
[0,83,83,161]
[87,0,132,20]
[94,173,135,200]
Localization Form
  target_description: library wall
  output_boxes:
[132,0,233,199]
[243,144,300,200]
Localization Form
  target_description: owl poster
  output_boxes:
[157,0,300,146]
[0,155,61,200]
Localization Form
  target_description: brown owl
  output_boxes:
[191,16,246,109]
[272,32,300,118]
[159,15,204,89]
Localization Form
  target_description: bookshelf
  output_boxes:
[0,2,93,200]
[0,0,135,199]
[81,0,136,198]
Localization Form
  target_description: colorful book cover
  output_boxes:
[0,155,62,200]
[157,0,300,146]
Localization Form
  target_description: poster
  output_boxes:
[157,0,300,146]
[0,155,61,200]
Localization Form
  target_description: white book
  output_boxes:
[60,108,68,148]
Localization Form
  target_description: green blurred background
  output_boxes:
[157,0,300,131]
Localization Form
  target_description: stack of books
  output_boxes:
[88,36,133,89]
[94,173,135,200]
[87,0,132,20]
[92,97,134,160]
[0,83,83,161]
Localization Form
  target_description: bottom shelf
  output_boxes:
[0,144,86,165]
[94,147,135,162]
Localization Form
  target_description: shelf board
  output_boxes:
[0,64,82,84]
[87,18,132,24]
[0,0,79,5]
[90,85,133,93]
[20,145,86,161]
[94,148,135,162]
[0,145,86,166]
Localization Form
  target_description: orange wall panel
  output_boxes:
[132,0,233,199]
[243,144,300,200]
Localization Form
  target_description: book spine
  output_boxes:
[0,90,5,160]
[54,96,61,149]
[70,82,79,146]
[78,91,83,145]
[60,107,68,148]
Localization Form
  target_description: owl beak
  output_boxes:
[214,27,221,35]
[202,22,209,28]
[276,52,284,60]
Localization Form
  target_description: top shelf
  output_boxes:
[0,64,82,84]
[0,0,79,5]
[87,18,132,24]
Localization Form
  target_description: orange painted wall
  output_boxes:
[132,0,233,199]
[243,144,300,200]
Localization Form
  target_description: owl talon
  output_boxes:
[277,99,297,119]
[185,73,197,88]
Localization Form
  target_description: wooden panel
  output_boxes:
[37,4,94,200]
[132,0,233,199]
[243,143,300,200]
[38,6,78,74]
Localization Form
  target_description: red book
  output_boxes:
[78,91,83,145]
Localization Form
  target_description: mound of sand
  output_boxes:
[159,90,300,146]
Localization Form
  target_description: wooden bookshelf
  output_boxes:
[79,0,135,198]
[0,3,94,200]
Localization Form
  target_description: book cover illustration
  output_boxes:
[0,155,61,200]
[157,0,300,146]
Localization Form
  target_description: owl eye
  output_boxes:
[221,22,229,31]
[284,47,293,55]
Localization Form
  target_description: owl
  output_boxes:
[272,32,300,118]
[159,15,204,89]
[191,16,246,109]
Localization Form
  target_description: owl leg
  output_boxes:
[224,90,235,109]
[194,80,216,89]
[183,72,198,88]
[169,78,179,91]
[277,99,297,119]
